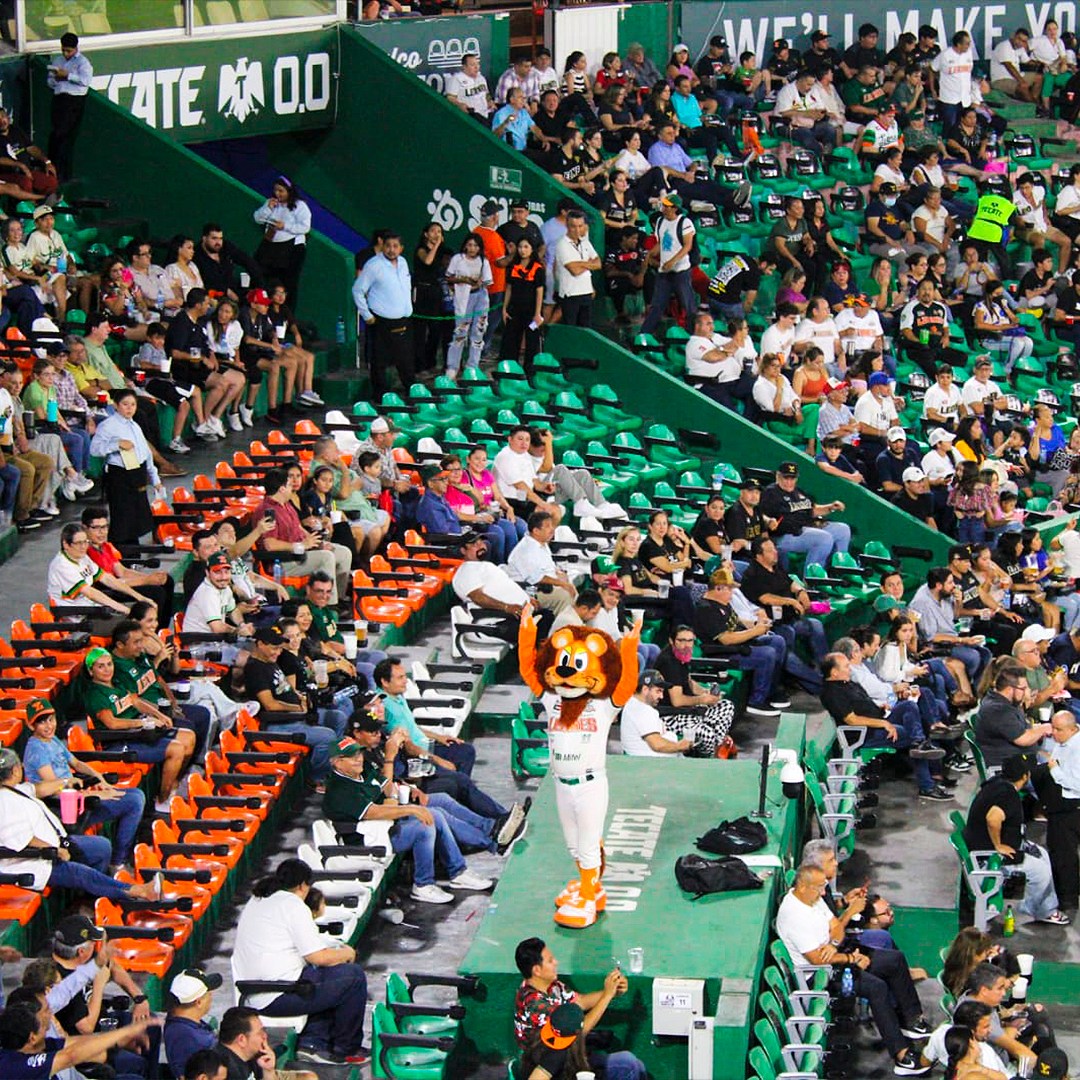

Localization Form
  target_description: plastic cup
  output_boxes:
[628,947,644,974]
[355,619,369,647]
[397,784,410,805]
[576,1073,596,1080]
[342,632,358,660]
[314,659,329,688]
[1012,976,1029,1002]
[1017,953,1034,976]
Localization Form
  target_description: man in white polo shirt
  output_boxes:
[684,310,751,407]
[553,210,601,328]
[620,670,694,756]
[793,297,844,374]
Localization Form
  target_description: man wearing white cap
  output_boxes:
[874,427,921,497]
[164,968,223,1078]
[1013,626,1070,720]
[893,466,937,528]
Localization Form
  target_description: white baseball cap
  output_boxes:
[169,968,223,1004]
[1021,624,1056,643]
[928,428,953,446]
[887,426,907,442]
[369,417,398,434]
[902,466,926,483]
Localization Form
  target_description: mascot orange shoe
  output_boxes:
[519,603,639,929]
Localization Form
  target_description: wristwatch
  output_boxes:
[132,994,147,1005]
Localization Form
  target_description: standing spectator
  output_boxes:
[553,210,600,328]
[412,221,450,375]
[252,177,310,310]
[501,236,545,373]
[640,194,697,335]
[933,32,981,129]
[232,858,370,1066]
[444,234,493,379]
[1035,710,1080,914]
[474,200,512,356]
[193,222,258,306]
[46,32,91,181]
[352,232,413,398]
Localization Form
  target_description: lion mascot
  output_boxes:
[518,602,640,929]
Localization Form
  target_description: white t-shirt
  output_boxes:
[753,374,799,414]
[611,149,651,182]
[184,579,236,634]
[921,448,956,482]
[0,783,65,890]
[554,234,599,298]
[921,383,963,420]
[775,890,833,962]
[655,215,694,275]
[912,204,949,244]
[794,316,840,360]
[759,323,795,365]
[445,70,492,117]
[452,560,528,606]
[923,1022,1009,1071]
[1054,183,1080,219]
[990,39,1030,83]
[685,334,742,381]
[873,163,906,188]
[933,47,978,105]
[1013,188,1049,232]
[853,389,897,433]
[834,308,883,351]
[47,552,102,606]
[1030,34,1067,67]
[492,445,539,501]
[233,891,326,1008]
[775,81,827,125]
[620,696,681,756]
[961,375,1002,407]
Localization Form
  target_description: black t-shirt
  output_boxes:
[194,245,237,297]
[498,220,545,255]
[892,489,934,522]
[803,48,842,77]
[605,247,645,281]
[908,301,949,344]
[820,677,884,725]
[974,690,1030,766]
[1059,285,1080,320]
[1049,632,1080,684]
[760,484,815,536]
[505,261,545,316]
[690,510,725,553]
[654,645,692,705]
[694,597,741,643]
[548,149,584,185]
[533,109,563,143]
[239,308,276,367]
[954,569,982,612]
[740,559,798,616]
[946,122,984,158]
[54,966,90,1033]
[874,447,919,491]
[243,656,301,710]
[598,189,638,229]
[183,559,206,603]
[163,311,208,388]
[724,501,765,545]
[708,256,761,302]
[842,43,885,71]
[695,52,733,87]
[913,43,941,69]
[639,536,680,580]
[278,648,317,697]
[767,53,801,82]
[615,555,652,590]
[964,776,1023,853]
[1019,267,1054,297]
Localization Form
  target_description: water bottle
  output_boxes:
[157,287,165,312]
[335,315,346,344]
[841,966,855,998]
[1003,904,1016,937]
[55,254,67,274]
[272,559,283,585]
[712,468,725,490]
[46,397,58,423]
[1002,587,1012,611]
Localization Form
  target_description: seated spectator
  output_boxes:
[0,746,161,901]
[21,358,93,497]
[161,289,223,447]
[232,857,368,1068]
[83,506,174,624]
[441,454,521,563]
[507,511,576,616]
[551,588,603,633]
[911,186,957,259]
[990,28,1043,106]
[835,294,887,375]
[645,123,749,213]
[238,287,300,427]
[965,753,1070,926]
[876,427,921,498]
[794,300,845,377]
[893,466,939,527]
[684,311,755,408]
[513,936,644,1079]
[975,664,1054,770]
[47,521,148,618]
[865,182,925,258]
[919,1001,1011,1074]
[824,260,860,313]
[493,425,565,525]
[164,968,223,1079]
[307,435,389,559]
[817,435,864,483]
[653,626,737,755]
[603,226,646,325]
[821,650,949,799]
[775,71,837,157]
[775,863,930,1076]
[817,379,859,448]
[183,551,255,665]
[955,963,1048,1071]
[265,281,320,406]
[752,353,816,450]
[325,727,506,905]
[760,460,850,569]
[694,567,788,717]
[973,280,1034,374]
[194,221,258,308]
[922,364,968,431]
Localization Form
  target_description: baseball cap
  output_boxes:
[710,35,728,47]
[45,340,68,356]
[887,426,907,442]
[54,915,104,947]
[32,205,53,221]
[369,416,398,434]
[851,292,870,307]
[902,466,926,484]
[1034,1047,1069,1079]
[868,372,891,388]
[457,530,484,547]
[331,737,363,757]
[660,192,684,209]
[740,477,763,490]
[1022,624,1056,643]
[423,465,451,483]
[878,181,898,195]
[877,101,897,113]
[480,199,499,217]
[509,198,528,210]
[777,462,799,477]
[594,555,618,575]
[638,668,672,691]
[25,698,55,726]
[246,288,271,307]
[673,42,690,52]
[599,574,624,592]
[350,711,383,734]
[811,29,831,41]
[1001,753,1034,781]
[540,1002,585,1050]
[907,110,925,122]
[170,968,223,1004]
[825,378,849,394]
[206,551,230,570]
[928,427,952,446]
[254,625,285,646]
[773,38,789,50]
[709,567,736,587]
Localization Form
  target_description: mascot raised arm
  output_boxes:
[519,602,640,929]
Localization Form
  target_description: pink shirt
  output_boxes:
[257,497,305,544]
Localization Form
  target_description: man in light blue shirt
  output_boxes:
[352,232,413,398]
[492,88,539,152]
[47,32,93,180]
[671,74,738,161]
[646,121,748,212]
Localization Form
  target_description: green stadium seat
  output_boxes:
[384,972,464,1039]
[531,353,575,395]
[586,383,643,433]
[612,432,668,483]
[551,390,610,442]
[948,809,1004,932]
[492,360,536,405]
[643,423,701,472]
[370,1002,453,1080]
[511,703,548,778]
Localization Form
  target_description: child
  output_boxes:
[356,450,384,504]
[994,423,1035,495]
[816,435,864,483]
[734,51,766,100]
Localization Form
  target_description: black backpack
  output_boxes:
[696,815,768,856]
[674,853,764,898]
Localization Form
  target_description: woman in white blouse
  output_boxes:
[163,234,204,306]
[253,175,311,311]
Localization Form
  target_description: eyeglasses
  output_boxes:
[67,537,89,546]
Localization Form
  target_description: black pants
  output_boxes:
[630,167,669,205]
[501,312,543,372]
[560,294,593,327]
[255,240,306,312]
[369,316,414,398]
[857,947,923,1057]
[606,276,644,315]
[3,283,43,335]
[48,93,86,180]
[104,464,153,545]
[1034,765,1080,909]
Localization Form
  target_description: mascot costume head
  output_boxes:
[519,603,640,928]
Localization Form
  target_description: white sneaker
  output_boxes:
[304,389,325,405]
[573,498,594,518]
[238,404,254,427]
[448,869,493,891]
[60,476,77,501]
[193,421,218,440]
[73,474,95,493]
[209,416,226,438]
[242,700,261,717]
[40,501,61,517]
[594,502,628,520]
[153,798,173,815]
[169,437,191,454]
[227,411,244,432]
[411,883,454,904]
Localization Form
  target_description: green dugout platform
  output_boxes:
[460,717,806,1076]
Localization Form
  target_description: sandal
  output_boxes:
[1037,910,1071,925]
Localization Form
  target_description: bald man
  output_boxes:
[1035,710,1080,913]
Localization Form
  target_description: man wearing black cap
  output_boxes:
[1035,1046,1070,1079]
[803,30,841,78]
[724,477,770,560]
[964,752,1071,925]
[499,200,546,262]
[761,461,850,570]
[866,182,923,258]
[620,669,695,756]
[695,36,753,114]
[164,968,224,1078]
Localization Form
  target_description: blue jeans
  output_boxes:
[774,621,825,693]
[638,643,661,670]
[1058,593,1080,633]
[49,856,134,900]
[601,1050,649,1080]
[927,658,957,698]
[736,640,783,705]
[0,462,18,512]
[59,427,91,473]
[956,516,987,545]
[70,832,112,872]
[259,960,368,1055]
[354,648,387,693]
[175,703,212,758]
[317,707,348,740]
[391,793,494,884]
[84,787,146,863]
[775,522,851,570]
[952,643,992,684]
[862,699,937,791]
[641,269,697,335]
[261,718,337,780]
